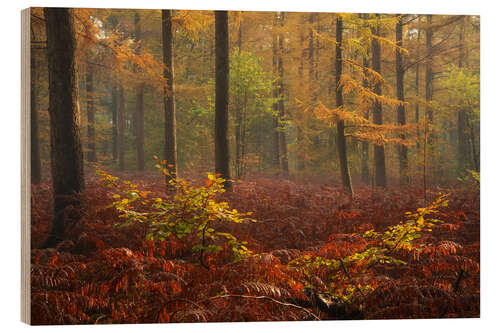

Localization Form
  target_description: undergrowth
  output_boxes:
[30,171,480,324]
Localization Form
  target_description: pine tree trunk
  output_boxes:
[214,11,231,189]
[135,12,145,171]
[271,13,280,172]
[335,17,353,195]
[30,46,42,185]
[277,12,289,176]
[162,9,178,182]
[43,7,84,248]
[371,16,387,188]
[415,26,421,150]
[235,20,243,179]
[361,55,370,185]
[457,16,469,175]
[424,15,434,188]
[86,64,97,162]
[396,16,408,185]
[118,86,126,171]
[111,82,118,161]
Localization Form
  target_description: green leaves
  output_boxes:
[97,166,256,264]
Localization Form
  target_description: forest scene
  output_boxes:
[29,7,480,324]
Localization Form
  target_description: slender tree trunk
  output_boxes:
[86,64,97,162]
[415,26,421,150]
[424,15,433,189]
[235,19,243,178]
[277,12,289,176]
[111,82,118,161]
[162,10,178,182]
[271,13,280,172]
[214,11,231,189]
[335,17,353,194]
[361,56,370,185]
[371,15,386,188]
[118,86,125,171]
[134,11,145,171]
[43,8,84,248]
[30,46,42,185]
[296,25,306,172]
[457,16,469,175]
[396,15,408,185]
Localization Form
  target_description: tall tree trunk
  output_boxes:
[424,15,433,189]
[235,18,243,178]
[43,8,84,248]
[271,13,280,172]
[111,82,118,161]
[457,16,469,175]
[86,63,97,162]
[335,17,353,194]
[361,56,370,185]
[396,15,408,185]
[296,24,306,172]
[277,12,289,176]
[30,46,42,185]
[214,11,231,189]
[162,10,178,182]
[415,26,421,150]
[134,11,145,171]
[371,15,386,188]
[118,86,125,171]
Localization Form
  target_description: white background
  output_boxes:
[1,0,497,332]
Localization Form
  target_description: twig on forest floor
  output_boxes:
[208,294,321,320]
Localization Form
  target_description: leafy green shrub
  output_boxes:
[289,194,449,302]
[97,163,255,266]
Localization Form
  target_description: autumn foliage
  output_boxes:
[30,172,479,324]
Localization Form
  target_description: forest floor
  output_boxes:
[30,173,480,324]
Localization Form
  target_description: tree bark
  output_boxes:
[361,56,370,185]
[396,15,408,185]
[277,12,289,176]
[162,10,178,182]
[457,16,469,175]
[43,8,84,248]
[335,17,353,194]
[86,63,97,162]
[118,85,126,171]
[271,13,281,172]
[111,82,118,161]
[214,11,231,189]
[371,15,387,188]
[30,45,42,185]
[134,11,145,171]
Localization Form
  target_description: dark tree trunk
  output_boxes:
[111,83,118,161]
[396,15,408,185]
[424,15,433,189]
[415,25,421,150]
[277,12,288,176]
[30,46,42,185]
[43,8,84,248]
[457,16,469,175]
[361,56,370,185]
[235,19,243,178]
[271,13,280,172]
[118,86,125,171]
[214,11,231,189]
[86,64,97,162]
[134,12,145,171]
[371,16,386,188]
[162,10,178,182]
[335,17,353,195]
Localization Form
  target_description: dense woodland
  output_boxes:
[29,8,480,324]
